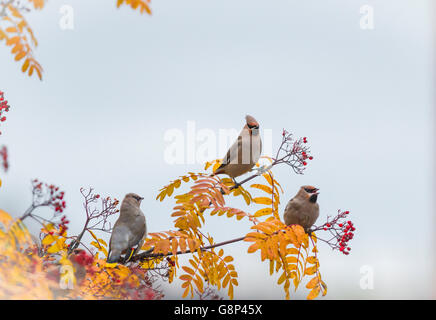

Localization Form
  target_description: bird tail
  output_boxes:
[212,164,226,176]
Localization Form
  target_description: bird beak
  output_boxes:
[314,188,320,194]
[139,197,144,201]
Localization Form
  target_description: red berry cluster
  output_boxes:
[32,179,66,214]
[58,215,70,235]
[72,249,94,267]
[299,137,314,166]
[320,210,355,255]
[0,146,8,172]
[0,91,10,135]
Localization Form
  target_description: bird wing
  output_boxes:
[216,134,243,170]
[128,214,146,248]
[107,223,131,262]
[285,197,300,212]
[284,198,303,224]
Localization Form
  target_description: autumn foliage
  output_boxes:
[145,159,328,300]
[0,1,356,301]
[0,93,355,299]
[0,115,355,300]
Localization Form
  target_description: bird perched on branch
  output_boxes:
[213,115,262,183]
[107,193,147,263]
[284,186,320,232]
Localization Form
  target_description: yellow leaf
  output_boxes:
[179,238,187,253]
[41,234,55,246]
[195,275,204,293]
[223,256,234,263]
[98,238,107,247]
[6,36,20,46]
[307,256,318,264]
[253,197,273,205]
[305,265,318,276]
[182,285,190,298]
[47,241,63,254]
[11,43,22,54]
[35,65,42,80]
[263,172,274,186]
[105,262,118,268]
[306,276,320,289]
[166,184,174,197]
[182,266,195,275]
[241,190,251,205]
[269,260,274,275]
[22,58,30,72]
[228,282,234,300]
[277,272,287,285]
[88,229,100,244]
[247,242,260,253]
[253,208,273,217]
[179,274,192,281]
[174,179,181,188]
[5,27,17,33]
[187,239,197,252]
[307,286,321,300]
[250,184,273,194]
[286,256,298,263]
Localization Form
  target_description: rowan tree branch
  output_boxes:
[131,236,246,261]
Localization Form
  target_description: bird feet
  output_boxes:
[232,178,241,189]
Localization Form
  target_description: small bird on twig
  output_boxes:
[107,193,147,263]
[212,115,262,185]
[284,186,320,232]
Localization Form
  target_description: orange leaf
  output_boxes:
[254,208,273,217]
[182,266,195,275]
[307,285,321,300]
[253,197,273,205]
[21,58,30,72]
[250,184,273,194]
[306,276,320,289]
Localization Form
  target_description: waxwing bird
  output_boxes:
[213,115,262,182]
[107,193,147,263]
[283,186,320,232]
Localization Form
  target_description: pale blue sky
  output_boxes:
[0,0,434,299]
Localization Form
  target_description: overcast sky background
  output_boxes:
[0,0,434,299]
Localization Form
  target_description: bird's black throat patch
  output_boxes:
[309,194,318,203]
